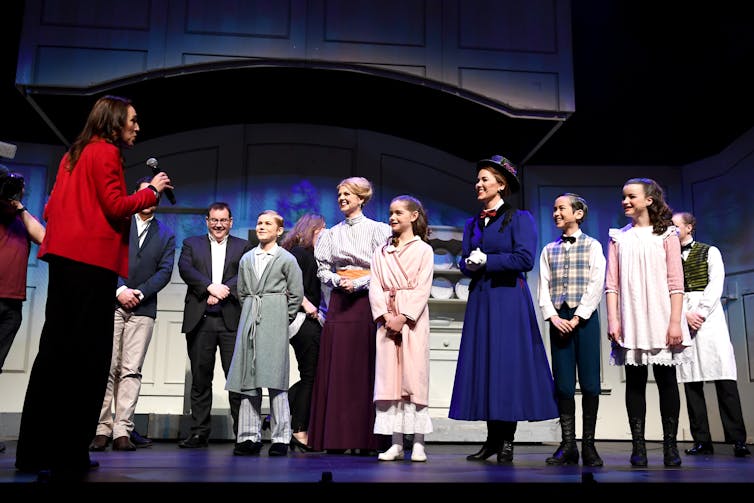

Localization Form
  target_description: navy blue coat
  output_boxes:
[449,205,558,422]
[118,216,176,319]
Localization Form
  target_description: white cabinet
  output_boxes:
[426,225,465,417]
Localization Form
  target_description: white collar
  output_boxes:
[346,214,365,226]
[255,243,279,256]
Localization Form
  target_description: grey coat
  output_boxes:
[226,246,304,395]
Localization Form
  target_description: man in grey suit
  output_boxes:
[90,176,176,452]
[177,201,252,448]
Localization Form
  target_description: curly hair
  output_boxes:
[625,178,674,235]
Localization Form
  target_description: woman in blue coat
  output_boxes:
[449,155,558,463]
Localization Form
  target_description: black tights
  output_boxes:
[625,364,680,420]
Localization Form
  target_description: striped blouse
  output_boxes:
[314,213,391,292]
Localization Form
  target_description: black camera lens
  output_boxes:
[0,172,25,201]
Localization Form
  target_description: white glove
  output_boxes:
[465,260,481,272]
[468,248,487,265]
[465,248,487,270]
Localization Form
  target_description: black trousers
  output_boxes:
[16,257,116,473]
[185,313,241,437]
[684,380,747,443]
[288,317,321,433]
[0,298,23,373]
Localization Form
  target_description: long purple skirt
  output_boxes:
[307,290,380,451]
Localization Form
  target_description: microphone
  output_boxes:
[146,157,176,205]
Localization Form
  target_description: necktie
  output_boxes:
[561,235,576,244]
[479,208,497,219]
[681,242,693,252]
[137,221,151,248]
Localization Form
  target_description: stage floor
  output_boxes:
[1,439,751,496]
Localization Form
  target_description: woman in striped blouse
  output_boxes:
[307,177,391,454]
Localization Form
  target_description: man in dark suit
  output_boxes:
[90,176,176,452]
[177,201,252,448]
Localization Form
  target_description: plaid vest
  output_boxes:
[546,234,595,308]
[683,242,710,292]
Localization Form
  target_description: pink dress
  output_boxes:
[605,224,693,366]
[369,237,434,434]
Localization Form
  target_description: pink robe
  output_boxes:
[369,237,433,406]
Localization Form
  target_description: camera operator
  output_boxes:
[0,164,45,454]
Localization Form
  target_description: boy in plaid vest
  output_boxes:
[538,193,606,467]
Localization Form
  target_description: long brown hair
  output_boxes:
[625,177,674,234]
[280,213,326,251]
[66,95,133,172]
[390,195,431,244]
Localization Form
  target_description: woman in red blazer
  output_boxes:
[15,95,172,480]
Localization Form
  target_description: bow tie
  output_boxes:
[479,208,497,219]
[681,242,693,252]
[561,235,576,244]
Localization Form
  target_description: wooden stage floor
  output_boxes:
[1,439,751,497]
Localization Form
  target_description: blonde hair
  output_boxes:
[337,177,373,206]
[258,209,284,229]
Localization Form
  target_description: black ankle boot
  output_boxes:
[662,416,682,467]
[629,416,648,467]
[546,413,579,465]
[497,440,514,463]
[581,394,603,467]
[468,421,503,461]
[466,442,499,461]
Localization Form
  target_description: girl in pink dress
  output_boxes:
[605,178,692,468]
[369,195,434,462]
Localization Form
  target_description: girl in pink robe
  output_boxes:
[369,195,434,462]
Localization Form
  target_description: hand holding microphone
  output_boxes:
[146,157,176,204]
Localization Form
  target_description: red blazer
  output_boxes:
[39,138,157,278]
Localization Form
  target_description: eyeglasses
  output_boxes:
[207,218,230,225]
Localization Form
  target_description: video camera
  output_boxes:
[0,141,24,201]
[0,169,25,201]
